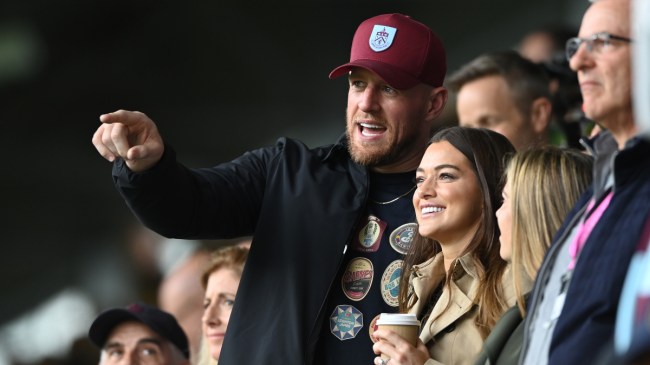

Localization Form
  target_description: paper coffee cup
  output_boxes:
[375,313,420,359]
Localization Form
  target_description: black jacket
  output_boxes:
[113,136,370,364]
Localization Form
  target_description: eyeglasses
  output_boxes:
[565,32,633,61]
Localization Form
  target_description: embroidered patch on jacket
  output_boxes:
[381,259,403,307]
[369,25,397,52]
[389,223,417,254]
[368,313,381,343]
[329,304,364,341]
[353,215,386,253]
[342,257,374,301]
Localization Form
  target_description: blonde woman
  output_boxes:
[474,146,592,365]
[195,245,249,365]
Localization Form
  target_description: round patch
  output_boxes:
[368,313,381,343]
[381,260,403,307]
[329,304,364,341]
[389,223,417,254]
[342,257,374,301]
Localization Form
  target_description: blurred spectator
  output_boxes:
[157,237,251,363]
[607,0,650,361]
[196,246,249,365]
[158,249,211,363]
[518,25,576,64]
[518,25,588,149]
[123,225,170,305]
[612,215,650,364]
[88,303,189,365]
[447,50,552,151]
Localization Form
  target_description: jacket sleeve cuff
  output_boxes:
[112,144,175,186]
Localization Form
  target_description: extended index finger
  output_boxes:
[99,109,147,126]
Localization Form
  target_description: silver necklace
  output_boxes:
[370,185,417,205]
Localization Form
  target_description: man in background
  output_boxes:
[447,50,553,150]
[520,0,650,364]
[158,249,210,362]
[88,303,189,365]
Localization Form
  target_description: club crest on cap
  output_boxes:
[369,25,396,52]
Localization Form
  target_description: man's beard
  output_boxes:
[346,128,419,168]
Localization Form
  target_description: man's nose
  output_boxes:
[358,87,380,112]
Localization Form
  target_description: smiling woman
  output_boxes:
[372,127,517,365]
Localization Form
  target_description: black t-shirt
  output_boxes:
[314,171,417,364]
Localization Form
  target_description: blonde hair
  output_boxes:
[200,245,249,289]
[194,245,249,365]
[194,338,218,365]
[506,147,592,315]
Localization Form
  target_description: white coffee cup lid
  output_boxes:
[376,313,420,326]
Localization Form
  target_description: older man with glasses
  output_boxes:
[565,32,633,61]
[518,0,650,365]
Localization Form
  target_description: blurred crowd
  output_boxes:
[3,0,649,364]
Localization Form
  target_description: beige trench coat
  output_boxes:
[407,253,518,365]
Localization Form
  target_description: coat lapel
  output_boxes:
[410,254,480,344]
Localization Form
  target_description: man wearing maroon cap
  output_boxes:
[92,13,447,365]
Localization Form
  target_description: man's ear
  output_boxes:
[530,96,552,134]
[427,86,449,121]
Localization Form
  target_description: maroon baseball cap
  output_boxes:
[88,303,189,359]
[329,13,446,90]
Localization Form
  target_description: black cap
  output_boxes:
[88,303,189,359]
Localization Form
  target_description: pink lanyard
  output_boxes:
[568,191,614,270]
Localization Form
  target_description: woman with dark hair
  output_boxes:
[373,126,519,365]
